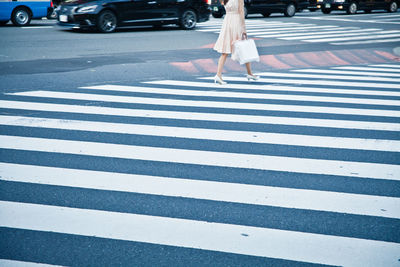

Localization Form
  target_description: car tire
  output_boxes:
[388,1,398,12]
[0,20,9,26]
[180,9,197,30]
[11,7,31,26]
[284,3,296,17]
[321,8,331,13]
[96,10,117,33]
[346,1,358,14]
[262,12,271,17]
[212,12,224,18]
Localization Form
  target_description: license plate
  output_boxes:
[213,6,219,11]
[325,3,331,8]
[59,15,68,22]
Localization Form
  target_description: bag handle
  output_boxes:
[242,33,248,40]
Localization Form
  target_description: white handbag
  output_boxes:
[231,38,260,65]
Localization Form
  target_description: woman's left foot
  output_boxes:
[246,74,260,81]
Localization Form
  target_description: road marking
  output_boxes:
[255,28,373,38]
[3,115,399,151]
[199,76,400,90]
[0,135,399,179]
[281,30,390,40]
[247,71,400,83]
[0,259,63,267]
[1,201,400,266]
[291,68,400,77]
[332,38,400,45]
[334,66,400,73]
[2,98,400,131]
[371,64,400,69]
[21,26,54,29]
[2,163,399,218]
[146,80,400,97]
[9,90,400,113]
[1,100,399,131]
[305,32,400,43]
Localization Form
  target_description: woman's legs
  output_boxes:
[245,62,253,76]
[217,53,228,78]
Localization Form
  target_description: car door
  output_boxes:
[122,0,159,22]
[157,0,179,20]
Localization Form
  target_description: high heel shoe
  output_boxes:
[246,74,260,81]
[214,75,227,85]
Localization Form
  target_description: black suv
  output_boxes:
[57,0,211,32]
[210,0,308,18]
[321,0,398,14]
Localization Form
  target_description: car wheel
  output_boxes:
[212,12,224,18]
[284,3,296,17]
[346,2,358,14]
[180,9,197,30]
[321,7,331,13]
[0,20,9,26]
[96,10,117,33]
[388,1,398,12]
[11,7,31,26]
[262,12,271,17]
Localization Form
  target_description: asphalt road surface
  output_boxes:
[1,9,400,266]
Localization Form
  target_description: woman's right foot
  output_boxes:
[214,75,227,85]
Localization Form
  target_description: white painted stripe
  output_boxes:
[334,66,400,73]
[255,28,373,38]
[246,25,324,32]
[11,89,400,108]
[21,26,54,29]
[373,14,400,18]
[1,100,399,131]
[371,64,400,69]
[0,259,63,267]
[248,26,340,36]
[146,80,400,98]
[306,32,400,43]
[2,163,400,218]
[199,23,311,32]
[249,71,400,83]
[200,76,400,90]
[7,86,400,117]
[1,201,400,266]
[281,29,384,40]
[10,84,400,118]
[292,69,400,77]
[245,25,328,32]
[3,115,399,152]
[0,135,399,179]
[331,38,400,45]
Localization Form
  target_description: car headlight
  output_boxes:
[76,5,98,13]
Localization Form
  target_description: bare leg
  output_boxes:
[245,62,253,75]
[217,53,228,78]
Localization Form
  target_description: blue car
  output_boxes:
[0,0,53,26]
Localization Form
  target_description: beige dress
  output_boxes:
[213,0,246,54]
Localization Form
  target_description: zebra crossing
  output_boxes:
[1,63,400,266]
[197,19,400,45]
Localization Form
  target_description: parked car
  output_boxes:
[321,0,398,14]
[56,0,210,33]
[0,0,53,26]
[210,0,308,18]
